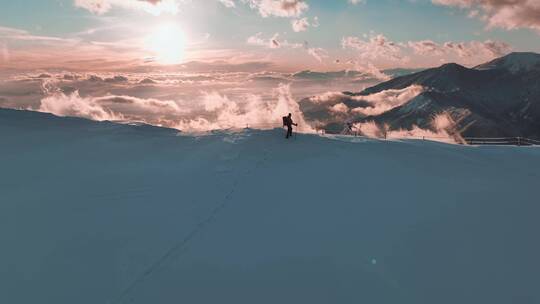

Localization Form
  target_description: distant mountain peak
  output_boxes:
[435,63,469,75]
[440,62,465,69]
[475,52,540,73]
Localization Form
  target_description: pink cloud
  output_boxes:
[246,0,309,18]
[342,34,405,62]
[246,33,327,62]
[432,0,540,32]
[74,0,181,15]
[342,32,512,67]
[409,39,511,58]
[292,17,310,32]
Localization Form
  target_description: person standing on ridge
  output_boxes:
[283,113,298,139]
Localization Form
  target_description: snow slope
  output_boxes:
[1,108,540,304]
[475,52,540,73]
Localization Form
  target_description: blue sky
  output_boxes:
[1,0,539,71]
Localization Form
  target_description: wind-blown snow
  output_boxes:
[1,108,539,304]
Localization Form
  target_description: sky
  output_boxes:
[1,0,540,132]
[1,0,540,73]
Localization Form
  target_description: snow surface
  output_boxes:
[475,52,540,73]
[1,108,540,304]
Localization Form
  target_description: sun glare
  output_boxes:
[147,23,186,65]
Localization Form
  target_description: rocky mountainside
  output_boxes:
[302,52,540,139]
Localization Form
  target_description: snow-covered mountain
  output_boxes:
[1,108,540,304]
[475,52,540,73]
[302,52,540,139]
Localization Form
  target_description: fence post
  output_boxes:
[518,137,521,146]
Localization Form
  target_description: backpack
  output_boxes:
[282,116,288,127]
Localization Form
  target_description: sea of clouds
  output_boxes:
[0,69,385,131]
[0,68,462,142]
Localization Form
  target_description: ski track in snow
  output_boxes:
[112,141,274,304]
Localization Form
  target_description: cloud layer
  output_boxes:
[37,82,311,132]
[1,69,383,132]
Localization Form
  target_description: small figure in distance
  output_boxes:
[283,113,298,139]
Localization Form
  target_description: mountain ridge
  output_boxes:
[303,52,540,139]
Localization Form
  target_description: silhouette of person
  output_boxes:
[346,122,354,134]
[284,113,298,139]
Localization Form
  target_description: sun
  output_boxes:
[147,23,186,65]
